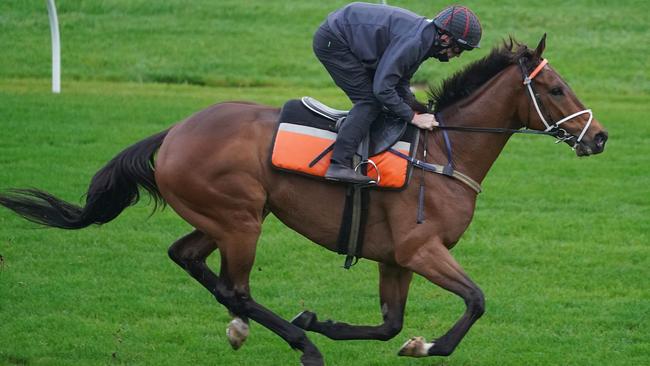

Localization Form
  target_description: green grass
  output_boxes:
[1,1,649,365]
[1,1,648,92]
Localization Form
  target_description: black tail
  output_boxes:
[0,130,169,229]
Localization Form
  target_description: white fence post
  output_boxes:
[46,0,61,93]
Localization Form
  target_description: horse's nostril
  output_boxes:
[595,131,608,147]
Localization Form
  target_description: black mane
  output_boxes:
[429,39,535,113]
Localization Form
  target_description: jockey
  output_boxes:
[314,2,482,184]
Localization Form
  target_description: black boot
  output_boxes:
[325,162,376,185]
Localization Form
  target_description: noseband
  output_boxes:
[518,58,593,148]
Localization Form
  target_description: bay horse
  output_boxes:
[0,36,607,365]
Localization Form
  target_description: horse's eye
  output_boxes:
[550,87,564,96]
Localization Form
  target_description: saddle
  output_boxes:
[302,97,412,156]
[271,97,420,269]
[272,97,419,189]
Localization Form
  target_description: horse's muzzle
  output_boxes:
[575,130,608,156]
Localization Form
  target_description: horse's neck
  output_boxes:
[436,66,523,184]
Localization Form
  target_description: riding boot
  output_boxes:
[325,100,380,184]
[325,162,376,184]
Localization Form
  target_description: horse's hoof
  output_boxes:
[299,343,323,366]
[300,355,324,366]
[397,336,434,357]
[291,310,316,330]
[226,317,249,350]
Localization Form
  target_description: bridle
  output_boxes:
[432,58,594,149]
[517,58,593,149]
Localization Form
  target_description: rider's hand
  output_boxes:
[411,113,439,130]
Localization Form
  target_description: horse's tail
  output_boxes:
[0,129,169,229]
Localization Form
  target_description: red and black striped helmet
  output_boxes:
[433,6,482,50]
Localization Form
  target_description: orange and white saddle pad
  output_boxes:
[271,123,413,189]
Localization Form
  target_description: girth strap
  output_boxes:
[338,133,372,269]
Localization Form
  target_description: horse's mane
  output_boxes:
[428,38,535,113]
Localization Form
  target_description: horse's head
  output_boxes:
[518,34,608,156]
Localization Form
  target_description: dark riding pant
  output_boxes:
[313,24,382,166]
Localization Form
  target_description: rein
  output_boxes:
[434,124,557,136]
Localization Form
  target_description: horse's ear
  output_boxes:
[534,33,547,58]
[506,35,514,51]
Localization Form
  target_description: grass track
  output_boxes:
[1,1,649,365]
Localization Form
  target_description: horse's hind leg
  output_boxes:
[292,263,412,341]
[169,228,323,365]
[216,229,324,365]
[167,230,250,350]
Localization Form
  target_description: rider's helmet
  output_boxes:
[433,6,482,50]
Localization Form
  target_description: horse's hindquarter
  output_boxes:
[155,102,279,237]
[154,101,364,253]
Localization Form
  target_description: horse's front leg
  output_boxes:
[397,239,485,357]
[291,263,412,341]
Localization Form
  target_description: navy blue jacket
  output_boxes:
[326,2,438,122]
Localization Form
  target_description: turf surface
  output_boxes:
[1,1,648,365]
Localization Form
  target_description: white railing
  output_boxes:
[46,0,61,93]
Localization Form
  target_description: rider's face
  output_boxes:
[439,34,464,59]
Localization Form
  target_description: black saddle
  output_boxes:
[278,97,412,157]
